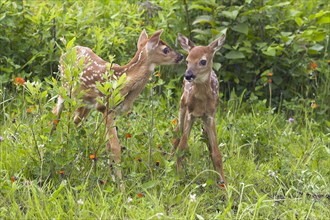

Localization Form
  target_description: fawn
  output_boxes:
[52,29,183,180]
[173,33,226,185]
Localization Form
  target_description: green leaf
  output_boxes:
[213,62,221,71]
[262,47,276,57]
[141,180,158,189]
[309,44,324,52]
[192,15,214,26]
[317,15,330,24]
[231,23,249,35]
[225,50,245,59]
[221,10,239,20]
[295,17,303,27]
[66,37,76,50]
[189,5,212,12]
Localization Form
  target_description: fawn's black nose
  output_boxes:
[176,53,184,63]
[184,70,195,81]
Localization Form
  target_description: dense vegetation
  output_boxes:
[1,0,329,219]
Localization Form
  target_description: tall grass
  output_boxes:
[0,76,329,219]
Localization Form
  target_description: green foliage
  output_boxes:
[1,83,329,218]
[182,0,329,116]
[0,0,329,219]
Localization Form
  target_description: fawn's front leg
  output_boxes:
[103,112,122,180]
[203,116,226,185]
[172,104,187,152]
[50,95,65,135]
[176,112,194,172]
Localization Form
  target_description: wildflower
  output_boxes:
[288,118,294,123]
[309,62,317,70]
[267,78,272,84]
[135,157,142,162]
[14,77,25,86]
[311,103,318,109]
[201,183,207,187]
[154,71,161,77]
[171,118,178,126]
[0,136,4,142]
[189,194,197,202]
[328,60,330,65]
[11,176,17,183]
[77,199,84,205]
[155,160,160,167]
[125,133,132,139]
[53,119,59,125]
[266,72,273,77]
[58,170,65,175]
[155,213,164,219]
[127,197,133,203]
[89,154,97,160]
[137,193,144,198]
[27,107,32,113]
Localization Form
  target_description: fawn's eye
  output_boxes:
[163,47,170,54]
[199,59,207,66]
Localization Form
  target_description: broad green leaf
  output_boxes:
[225,50,245,59]
[262,47,276,57]
[231,23,249,35]
[309,44,324,52]
[295,17,303,27]
[221,10,239,20]
[192,15,214,26]
[317,15,330,24]
[189,5,212,12]
[213,62,221,71]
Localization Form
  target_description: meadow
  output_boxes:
[1,0,329,219]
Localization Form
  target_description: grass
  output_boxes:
[0,77,329,219]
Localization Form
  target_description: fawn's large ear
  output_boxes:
[177,33,195,52]
[146,29,163,51]
[208,34,226,52]
[138,29,148,50]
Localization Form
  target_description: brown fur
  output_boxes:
[173,33,226,185]
[52,30,183,180]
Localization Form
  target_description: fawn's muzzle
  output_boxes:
[176,54,184,63]
[184,70,195,81]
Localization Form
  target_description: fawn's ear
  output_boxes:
[177,33,195,52]
[138,29,148,50]
[208,34,226,52]
[146,29,163,51]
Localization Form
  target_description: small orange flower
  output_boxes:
[267,78,272,84]
[53,119,59,125]
[11,176,17,183]
[327,60,330,65]
[171,118,178,126]
[309,62,317,70]
[266,72,273,77]
[135,157,142,162]
[154,71,161,77]
[27,107,32,113]
[137,193,144,198]
[14,77,25,85]
[59,170,65,175]
[89,154,96,160]
[125,133,132,139]
[311,103,318,109]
